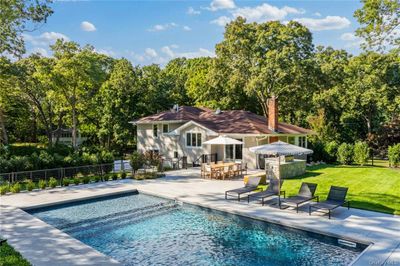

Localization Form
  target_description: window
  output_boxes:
[162,124,169,133]
[225,145,234,160]
[186,132,202,147]
[153,124,158,138]
[299,136,306,147]
[235,143,243,159]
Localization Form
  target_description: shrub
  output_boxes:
[38,179,47,189]
[62,178,70,186]
[82,176,90,184]
[73,177,80,185]
[10,182,21,193]
[130,152,145,176]
[134,172,165,180]
[49,177,58,188]
[112,173,118,180]
[0,185,9,195]
[121,172,127,179]
[354,141,370,166]
[388,143,400,167]
[93,175,101,182]
[324,141,339,163]
[337,143,354,165]
[26,179,35,191]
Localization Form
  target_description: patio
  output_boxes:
[1,168,399,266]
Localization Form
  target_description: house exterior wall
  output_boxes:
[137,123,212,163]
[137,122,309,168]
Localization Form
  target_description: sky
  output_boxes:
[23,0,364,66]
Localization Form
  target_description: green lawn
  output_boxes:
[0,242,30,266]
[273,164,400,215]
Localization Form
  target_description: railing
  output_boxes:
[162,156,187,170]
[0,161,130,185]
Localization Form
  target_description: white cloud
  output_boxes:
[282,6,305,15]
[211,3,305,26]
[210,16,232,26]
[148,22,177,32]
[161,45,215,59]
[183,26,192,31]
[95,48,116,57]
[145,48,158,58]
[293,16,351,31]
[81,21,96,32]
[208,0,235,11]
[32,47,49,57]
[187,7,201,15]
[340,32,358,41]
[314,12,322,17]
[23,32,69,46]
[340,32,364,48]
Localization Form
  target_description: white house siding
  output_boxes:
[177,124,212,163]
[137,123,308,168]
[137,123,212,164]
[137,123,184,159]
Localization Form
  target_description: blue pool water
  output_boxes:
[28,192,366,266]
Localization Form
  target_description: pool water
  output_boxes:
[28,192,366,266]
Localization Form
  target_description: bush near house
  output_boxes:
[388,143,400,167]
[38,180,46,189]
[353,141,370,166]
[26,179,35,191]
[10,182,21,193]
[48,177,58,188]
[0,185,9,195]
[337,143,354,165]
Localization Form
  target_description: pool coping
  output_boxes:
[1,177,399,266]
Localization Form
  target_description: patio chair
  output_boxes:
[279,182,318,213]
[225,176,262,201]
[309,186,350,219]
[247,178,285,205]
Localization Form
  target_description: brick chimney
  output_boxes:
[268,96,278,132]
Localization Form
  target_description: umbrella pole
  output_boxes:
[278,155,281,207]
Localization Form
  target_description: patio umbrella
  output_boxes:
[203,135,243,145]
[249,141,313,204]
[203,135,243,162]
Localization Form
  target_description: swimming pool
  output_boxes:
[28,192,366,266]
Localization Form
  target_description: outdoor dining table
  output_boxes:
[206,162,242,179]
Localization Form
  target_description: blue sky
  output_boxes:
[24,0,364,66]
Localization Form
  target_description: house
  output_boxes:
[51,128,87,147]
[132,97,312,169]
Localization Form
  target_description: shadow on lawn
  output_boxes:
[349,192,400,215]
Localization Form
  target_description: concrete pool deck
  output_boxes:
[1,168,399,266]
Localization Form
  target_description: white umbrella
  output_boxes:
[203,135,243,162]
[249,141,313,155]
[249,141,313,205]
[203,135,243,145]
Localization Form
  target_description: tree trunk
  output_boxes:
[0,108,8,145]
[31,107,37,143]
[72,105,77,149]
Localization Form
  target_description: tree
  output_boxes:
[13,54,55,145]
[212,18,316,122]
[50,40,111,148]
[0,0,53,57]
[98,58,140,150]
[354,0,400,51]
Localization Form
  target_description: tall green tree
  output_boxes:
[0,0,53,57]
[50,40,111,148]
[212,18,316,123]
[98,58,140,150]
[354,0,400,50]
[13,54,55,145]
